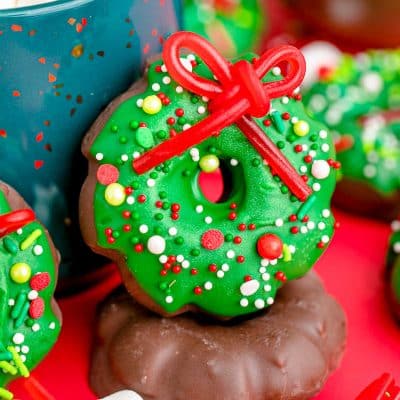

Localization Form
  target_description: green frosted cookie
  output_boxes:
[0,182,61,399]
[81,40,338,318]
[303,50,400,220]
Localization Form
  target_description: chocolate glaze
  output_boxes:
[91,272,346,400]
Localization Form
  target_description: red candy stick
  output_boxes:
[355,373,400,400]
[0,209,35,238]
[133,31,312,201]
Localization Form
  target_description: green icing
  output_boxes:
[0,190,60,394]
[86,54,337,318]
[303,50,400,196]
[183,0,265,57]
[388,219,400,304]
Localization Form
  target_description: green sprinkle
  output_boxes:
[8,346,29,378]
[132,181,140,190]
[117,159,124,166]
[20,229,42,251]
[281,185,289,194]
[270,110,285,134]
[224,233,233,242]
[0,361,17,376]
[119,136,128,144]
[129,120,139,130]
[311,143,318,150]
[297,194,316,220]
[191,96,199,103]
[150,171,158,179]
[273,176,281,182]
[135,127,154,149]
[159,282,168,291]
[156,130,167,139]
[282,244,292,262]
[131,212,140,221]
[155,213,164,221]
[277,141,285,149]
[25,319,34,327]
[3,237,17,255]
[154,227,163,235]
[130,237,140,244]
[15,301,30,328]
[287,134,297,143]
[162,166,170,173]
[178,117,186,125]
[251,158,261,167]
[159,191,167,199]
[182,169,191,177]
[168,279,177,288]
[112,231,120,239]
[208,146,217,154]
[0,387,13,400]
[175,237,184,245]
[110,124,119,133]
[290,195,298,202]
[310,134,318,142]
[156,166,162,172]
[0,352,12,362]
[11,292,27,319]
[162,202,170,210]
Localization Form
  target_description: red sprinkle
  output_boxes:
[289,214,297,222]
[160,270,168,276]
[228,212,237,220]
[294,144,303,153]
[237,255,245,263]
[167,117,175,125]
[233,236,242,244]
[137,194,146,203]
[290,227,299,234]
[172,265,181,274]
[104,228,112,236]
[155,201,163,208]
[262,119,271,127]
[29,298,45,319]
[193,286,202,295]
[171,203,180,212]
[168,255,177,263]
[230,203,237,209]
[191,268,198,275]
[238,223,246,231]
[257,233,283,259]
[244,275,252,282]
[317,241,325,249]
[248,223,256,230]
[30,272,50,291]
[125,187,133,195]
[123,224,131,232]
[282,112,290,120]
[171,212,179,220]
[304,155,312,163]
[107,237,115,244]
[122,211,131,218]
[208,264,217,272]
[275,271,287,282]
[175,108,184,117]
[134,244,144,252]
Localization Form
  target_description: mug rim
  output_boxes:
[0,0,95,17]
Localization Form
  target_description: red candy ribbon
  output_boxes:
[0,209,36,238]
[133,31,312,201]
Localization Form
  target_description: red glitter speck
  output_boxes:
[34,160,44,170]
[48,73,57,83]
[35,132,44,142]
[193,286,202,295]
[334,221,340,229]
[13,90,21,97]
[201,229,224,250]
[0,129,6,138]
[38,57,46,64]
[208,264,217,272]
[11,24,23,32]
[96,164,119,185]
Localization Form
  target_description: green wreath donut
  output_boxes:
[183,0,265,57]
[0,182,61,399]
[303,49,400,219]
[81,33,338,318]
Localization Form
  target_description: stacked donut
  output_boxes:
[80,32,346,400]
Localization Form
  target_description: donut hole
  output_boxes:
[198,162,233,203]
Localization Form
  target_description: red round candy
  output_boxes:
[201,230,224,250]
[30,272,50,291]
[256,233,283,260]
[96,164,119,185]
[29,297,45,319]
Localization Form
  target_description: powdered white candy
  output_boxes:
[100,390,144,400]
[301,41,342,88]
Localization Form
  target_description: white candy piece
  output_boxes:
[311,160,331,180]
[301,41,342,88]
[240,279,260,296]
[99,390,144,400]
[147,235,166,255]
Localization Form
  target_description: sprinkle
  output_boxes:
[95,153,104,161]
[3,237,17,254]
[216,270,224,278]
[28,290,38,301]
[147,236,166,255]
[319,130,328,139]
[20,229,42,251]
[311,160,330,179]
[195,205,203,213]
[275,218,283,227]
[322,209,330,218]
[8,346,29,377]
[162,76,171,84]
[318,222,326,230]
[182,260,190,269]
[312,183,321,191]
[230,159,239,166]
[264,284,272,292]
[10,263,31,284]
[0,353,12,362]
[12,333,24,345]
[0,361,17,376]
[267,297,274,305]
[240,280,260,296]
[197,105,206,114]
[272,66,281,76]
[254,299,265,309]
[11,293,26,319]
[262,273,270,281]
[270,110,285,133]
[104,183,126,206]
[165,296,173,304]
[204,216,212,224]
[159,255,168,263]
[135,127,155,149]
[240,298,249,307]
[31,323,40,332]
[293,120,310,137]
[49,322,56,330]
[139,225,149,234]
[321,235,330,244]
[147,179,156,187]
[297,194,316,220]
[226,250,235,259]
[204,281,213,290]
[15,302,30,328]
[282,244,292,261]
[0,388,13,400]
[33,245,43,256]
[221,263,230,272]
[168,227,177,236]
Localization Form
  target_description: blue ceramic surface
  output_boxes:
[0,0,181,285]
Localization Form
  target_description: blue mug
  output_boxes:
[0,0,182,290]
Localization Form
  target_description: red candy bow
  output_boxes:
[133,31,312,201]
[0,209,35,238]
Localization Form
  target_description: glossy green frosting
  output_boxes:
[0,190,60,395]
[183,0,264,57]
[303,50,400,195]
[85,54,337,318]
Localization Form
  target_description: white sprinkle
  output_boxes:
[259,266,267,274]
[307,221,316,230]
[262,273,270,281]
[195,205,204,213]
[165,296,173,304]
[240,298,249,307]
[300,226,308,234]
[180,57,193,72]
[8,299,15,306]
[217,270,225,278]
[121,154,129,162]
[146,179,155,187]
[288,245,296,253]
[300,165,308,173]
[313,183,321,192]
[364,164,377,178]
[182,260,190,269]
[230,159,239,167]
[190,148,199,156]
[221,263,230,272]
[202,96,209,102]
[133,151,141,159]
[240,280,260,296]
[321,143,330,152]
[291,117,299,124]
[126,196,135,205]
[139,224,149,234]
[226,250,235,259]
[275,218,283,227]
[322,209,331,218]
[183,123,191,131]
[302,144,308,151]
[197,106,206,114]
[321,235,330,244]
[20,355,26,363]
[270,259,277,266]
[319,130,328,139]
[95,153,104,161]
[159,255,168,264]
[13,333,24,345]
[318,222,326,230]
[264,284,272,292]
[28,290,38,300]
[281,96,289,104]
[187,54,196,61]
[147,235,166,255]
[49,322,56,330]
[393,242,400,253]
[311,160,330,179]
[161,64,167,72]
[17,229,23,235]
[162,76,171,85]
[176,255,184,263]
[309,150,317,158]
[205,216,213,224]
[204,281,213,290]
[391,220,400,232]
[33,245,43,256]
[176,86,184,94]
[32,324,40,332]
[21,346,29,354]
[272,66,281,76]
[152,83,160,91]
[267,297,274,305]
[254,299,265,309]
[168,227,177,236]
[260,259,269,267]
[360,72,383,93]
[136,98,143,108]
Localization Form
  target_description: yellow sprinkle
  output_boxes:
[0,361,17,376]
[0,387,13,400]
[7,347,29,378]
[199,155,220,173]
[10,263,31,284]
[104,183,126,206]
[142,95,162,115]
[282,244,292,262]
[293,120,310,137]
[20,229,42,251]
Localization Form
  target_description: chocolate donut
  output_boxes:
[90,272,346,400]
